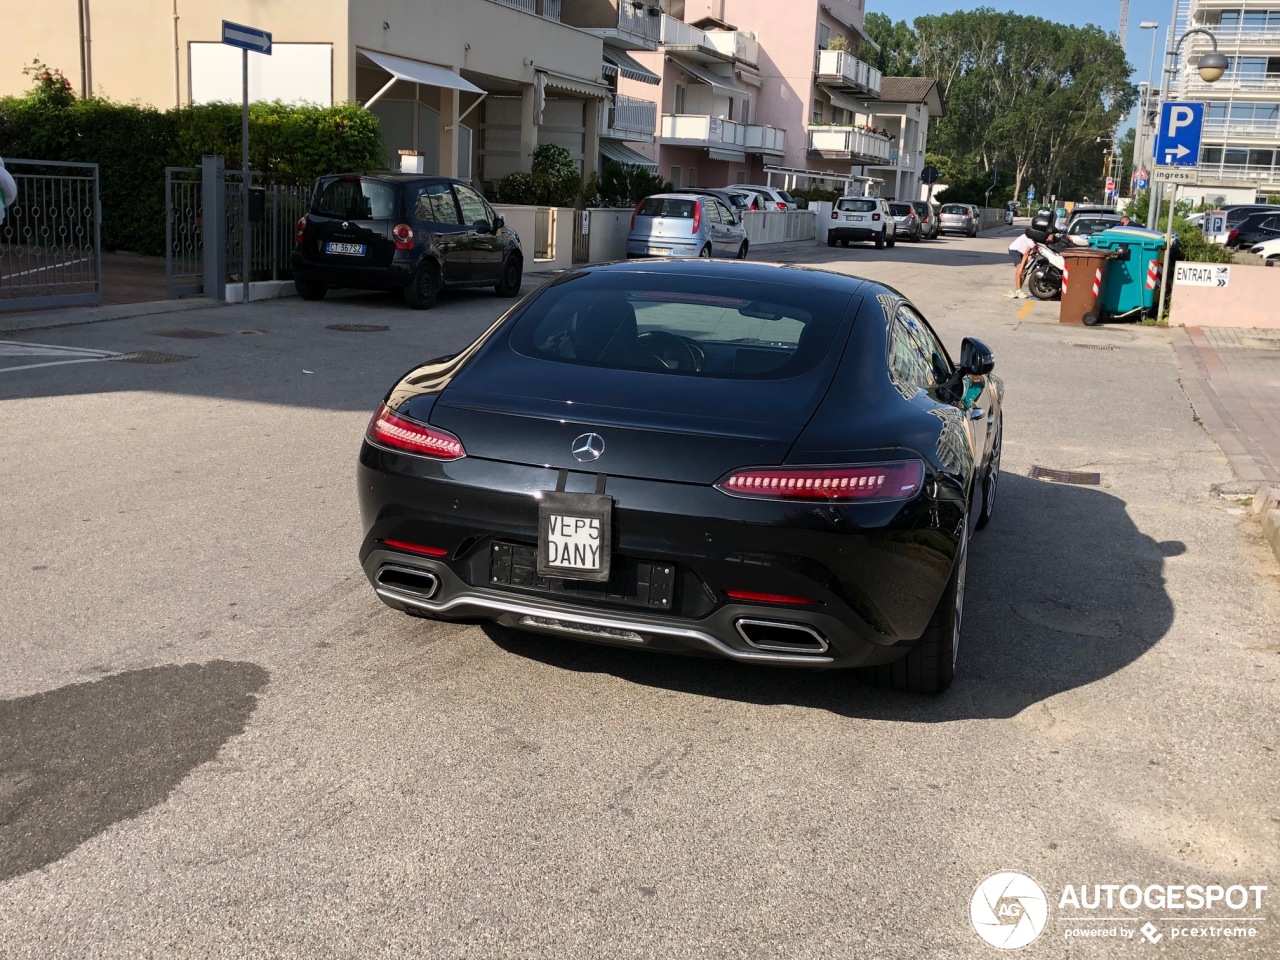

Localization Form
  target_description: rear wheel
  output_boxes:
[864,523,967,695]
[886,235,896,248]
[841,239,850,248]
[827,234,837,248]
[1083,311,1102,326]
[875,234,885,249]
[404,261,440,310]
[494,254,522,297]
[736,241,749,260]
[699,244,712,259]
[1027,271,1060,301]
[295,278,327,301]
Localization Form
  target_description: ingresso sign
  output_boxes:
[1152,167,1198,184]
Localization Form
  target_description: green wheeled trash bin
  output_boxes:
[1087,227,1168,322]
[1058,247,1120,326]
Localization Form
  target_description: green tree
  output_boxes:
[863,13,919,76]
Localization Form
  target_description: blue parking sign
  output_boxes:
[1155,102,1204,167]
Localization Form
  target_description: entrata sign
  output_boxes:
[1175,263,1230,288]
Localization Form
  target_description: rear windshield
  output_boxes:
[778,192,795,203]
[889,203,913,216]
[508,272,852,379]
[637,197,696,219]
[911,202,930,214]
[836,198,877,213]
[941,204,969,215]
[311,176,400,219]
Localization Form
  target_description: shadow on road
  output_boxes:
[0,661,268,882]
[483,473,1176,721]
[802,238,1010,269]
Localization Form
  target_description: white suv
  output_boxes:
[725,184,795,211]
[827,196,897,249]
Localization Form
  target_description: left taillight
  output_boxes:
[393,223,415,250]
[715,461,924,502]
[692,200,702,235]
[294,216,307,247]
[367,405,466,460]
[776,201,786,211]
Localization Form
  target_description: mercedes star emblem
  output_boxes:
[571,433,605,462]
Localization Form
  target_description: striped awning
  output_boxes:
[539,70,611,99]
[600,140,658,171]
[708,147,747,163]
[602,48,660,85]
[670,56,751,101]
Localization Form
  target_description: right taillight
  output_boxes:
[831,210,838,220]
[392,223,414,250]
[367,405,466,460]
[776,201,786,210]
[715,461,924,502]
[872,213,881,221]
[294,216,307,247]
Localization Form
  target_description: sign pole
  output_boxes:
[1155,184,1178,320]
[242,48,250,305]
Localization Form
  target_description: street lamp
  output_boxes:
[1152,26,1228,318]
[1133,22,1160,188]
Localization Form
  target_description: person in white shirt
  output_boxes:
[1004,231,1038,298]
[0,158,17,227]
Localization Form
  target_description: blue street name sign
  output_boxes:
[222,20,272,54]
[1027,186,1036,200]
[1155,101,1204,168]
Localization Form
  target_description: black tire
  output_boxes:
[864,523,967,694]
[875,234,885,249]
[403,261,440,310]
[841,239,850,247]
[827,234,837,248]
[698,243,712,259]
[887,235,896,248]
[1083,311,1102,326]
[736,241,749,260]
[1027,272,1060,301]
[976,416,1002,530]
[494,254,522,298]
[911,231,921,242]
[294,278,327,301]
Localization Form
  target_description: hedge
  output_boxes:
[0,95,384,255]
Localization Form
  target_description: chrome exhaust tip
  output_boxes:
[734,619,829,655]
[375,565,440,600]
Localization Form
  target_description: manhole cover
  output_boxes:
[1071,343,1119,351]
[1241,335,1280,350]
[325,323,389,333]
[1030,465,1101,485]
[148,329,227,339]
[111,351,195,364]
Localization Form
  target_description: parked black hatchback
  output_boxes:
[291,174,523,309]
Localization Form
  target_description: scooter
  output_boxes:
[1026,242,1065,300]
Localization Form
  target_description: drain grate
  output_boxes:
[325,323,389,333]
[111,351,195,364]
[1030,465,1101,485]
[148,329,228,339]
[1071,343,1119,351]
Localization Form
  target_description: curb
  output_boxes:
[1252,486,1280,566]
[0,297,223,334]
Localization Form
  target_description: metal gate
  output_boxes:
[165,166,203,296]
[0,159,102,312]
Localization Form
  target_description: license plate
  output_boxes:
[537,491,612,581]
[846,215,863,221]
[647,247,671,255]
[325,241,366,255]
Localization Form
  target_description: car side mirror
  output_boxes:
[473,219,492,233]
[958,337,995,377]
[492,214,505,230]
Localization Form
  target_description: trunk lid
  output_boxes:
[303,175,401,267]
[630,196,700,242]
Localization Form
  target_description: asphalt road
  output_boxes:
[1,231,1277,959]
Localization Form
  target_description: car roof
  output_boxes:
[324,172,468,184]
[562,258,877,296]
[642,193,708,201]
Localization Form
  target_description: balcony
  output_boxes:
[806,125,893,163]
[1184,72,1280,96]
[601,94,658,140]
[660,15,759,66]
[1192,161,1280,187]
[1203,119,1280,140]
[815,49,882,99]
[1185,24,1280,45]
[660,114,786,158]
[491,0,562,20]
[561,0,661,51]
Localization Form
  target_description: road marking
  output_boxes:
[1017,299,1035,319]
[0,339,122,375]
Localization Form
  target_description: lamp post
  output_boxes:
[1132,21,1160,190]
[1153,28,1229,319]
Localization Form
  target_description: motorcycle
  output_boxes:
[1026,241,1065,300]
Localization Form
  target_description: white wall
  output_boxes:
[190,43,333,105]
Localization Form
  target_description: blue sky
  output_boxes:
[880,0,1174,86]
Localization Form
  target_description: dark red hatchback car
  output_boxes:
[291,173,523,309]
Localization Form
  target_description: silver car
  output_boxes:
[939,203,979,237]
[625,193,748,259]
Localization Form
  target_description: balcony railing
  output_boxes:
[661,15,759,65]
[660,114,785,154]
[602,95,658,138]
[706,31,759,66]
[1185,24,1280,45]
[1184,72,1280,94]
[1203,119,1280,139]
[617,1,662,47]
[661,14,710,50]
[806,125,893,163]
[815,49,882,99]
[492,0,562,20]
[1191,161,1280,185]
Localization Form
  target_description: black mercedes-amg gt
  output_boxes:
[358,260,1003,694]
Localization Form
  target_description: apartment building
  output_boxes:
[863,78,944,200]
[1172,0,1280,197]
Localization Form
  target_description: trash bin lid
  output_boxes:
[1062,247,1121,260]
[1089,226,1166,250]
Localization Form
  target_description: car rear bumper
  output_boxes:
[827,227,882,242]
[357,445,962,670]
[291,250,415,289]
[625,239,703,258]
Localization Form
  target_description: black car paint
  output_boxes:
[357,261,1001,669]
[1227,212,1280,248]
[291,173,521,293]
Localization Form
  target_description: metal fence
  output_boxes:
[742,210,817,244]
[165,166,203,296]
[0,159,102,311]
[225,178,310,284]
